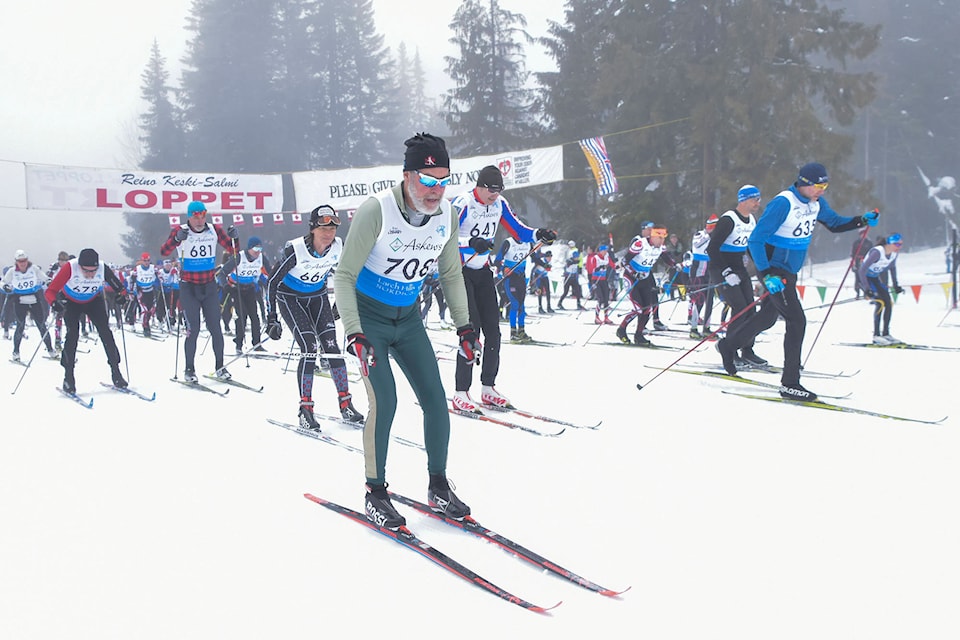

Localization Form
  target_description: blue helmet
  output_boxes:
[886,233,903,245]
[187,201,207,216]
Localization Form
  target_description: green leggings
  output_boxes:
[357,293,451,485]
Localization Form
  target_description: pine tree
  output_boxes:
[444,0,541,155]
[541,0,878,251]
[179,0,281,172]
[123,40,189,263]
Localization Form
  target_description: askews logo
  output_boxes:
[390,236,446,253]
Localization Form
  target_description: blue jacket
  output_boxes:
[748,185,862,274]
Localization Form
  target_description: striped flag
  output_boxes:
[273,213,284,225]
[211,215,223,225]
[232,214,245,225]
[579,136,618,196]
[291,212,303,225]
[252,214,264,227]
[168,215,181,228]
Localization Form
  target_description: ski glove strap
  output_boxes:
[860,209,880,227]
[266,314,283,341]
[346,333,376,376]
[457,326,482,365]
[762,274,785,295]
[721,267,740,287]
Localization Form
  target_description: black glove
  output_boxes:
[536,228,558,245]
[227,225,240,239]
[52,297,66,314]
[346,333,376,376]
[863,289,876,299]
[331,302,340,321]
[266,314,283,341]
[175,227,189,243]
[457,326,482,364]
[892,285,904,295]
[468,236,493,253]
[115,291,127,306]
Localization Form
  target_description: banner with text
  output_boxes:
[24,165,284,214]
[291,145,564,212]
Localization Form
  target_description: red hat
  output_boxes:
[141,252,151,261]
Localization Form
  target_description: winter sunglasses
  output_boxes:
[416,171,452,188]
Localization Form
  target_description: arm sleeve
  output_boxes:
[747,197,790,273]
[45,264,71,303]
[104,266,124,293]
[437,207,470,328]
[215,225,237,253]
[266,246,297,316]
[817,198,862,233]
[332,196,385,336]
[160,228,180,257]
[706,216,734,261]
[498,198,537,243]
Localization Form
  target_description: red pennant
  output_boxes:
[910,284,922,302]
[796,285,805,299]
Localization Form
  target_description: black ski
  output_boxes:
[267,416,424,452]
[836,341,960,352]
[266,419,364,453]
[202,374,263,392]
[99,382,156,401]
[56,387,94,408]
[602,340,685,351]
[438,403,565,437]
[309,411,425,451]
[303,493,561,613]
[721,389,947,425]
[389,492,629,597]
[642,365,852,399]
[506,338,575,347]
[169,377,230,397]
[479,403,601,430]
[687,361,859,379]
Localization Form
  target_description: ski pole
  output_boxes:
[10,312,57,395]
[111,293,130,382]
[581,284,632,346]
[802,226,872,368]
[636,290,771,391]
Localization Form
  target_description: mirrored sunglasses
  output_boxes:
[416,171,451,188]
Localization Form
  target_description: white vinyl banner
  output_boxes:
[24,165,284,214]
[291,145,564,212]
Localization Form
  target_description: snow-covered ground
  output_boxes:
[1,246,957,639]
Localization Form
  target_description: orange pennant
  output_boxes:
[796,285,805,299]
[910,284,922,302]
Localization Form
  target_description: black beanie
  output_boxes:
[78,248,99,267]
[476,165,504,189]
[403,133,450,172]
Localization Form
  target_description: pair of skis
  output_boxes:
[304,491,628,613]
[56,382,157,408]
[641,364,946,425]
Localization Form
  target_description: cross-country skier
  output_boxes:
[858,233,905,345]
